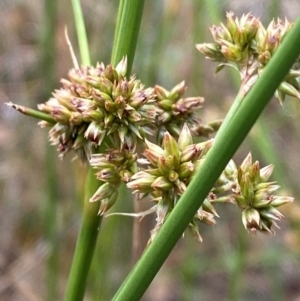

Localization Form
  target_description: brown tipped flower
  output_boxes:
[89,148,138,213]
[154,81,205,140]
[197,12,260,66]
[232,153,293,233]
[37,57,158,161]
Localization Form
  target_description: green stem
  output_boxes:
[64,1,145,300]
[111,0,146,74]
[215,89,244,139]
[112,16,300,301]
[64,168,102,301]
[63,1,99,301]
[71,0,91,66]
[112,0,125,57]
[6,102,55,123]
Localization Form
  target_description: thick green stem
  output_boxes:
[64,168,102,301]
[63,1,98,301]
[215,89,244,139]
[112,17,300,301]
[64,1,145,300]
[111,0,145,74]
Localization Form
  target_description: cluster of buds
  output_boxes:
[196,12,260,66]
[196,12,300,102]
[38,58,157,161]
[127,126,293,241]
[6,13,295,243]
[89,149,138,214]
[127,124,217,242]
[154,81,218,141]
[231,153,293,233]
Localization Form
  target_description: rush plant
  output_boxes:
[6,1,300,300]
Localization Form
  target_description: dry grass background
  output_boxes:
[1,0,300,300]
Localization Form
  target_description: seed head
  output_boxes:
[232,153,293,233]
[37,57,157,161]
[154,81,205,141]
[197,13,300,103]
[127,125,217,242]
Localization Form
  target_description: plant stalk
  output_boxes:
[64,0,146,300]
[111,0,145,74]
[5,102,55,124]
[112,16,300,301]
[71,0,91,66]
[64,168,102,301]
[63,1,99,301]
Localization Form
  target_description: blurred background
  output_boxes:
[1,0,300,300]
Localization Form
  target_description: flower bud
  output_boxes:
[84,122,106,145]
[259,206,284,221]
[169,81,186,101]
[180,144,201,162]
[271,196,293,207]
[98,191,119,215]
[104,64,119,82]
[196,43,224,61]
[240,152,252,172]
[210,23,232,42]
[151,176,173,191]
[162,132,180,169]
[242,207,261,232]
[154,85,169,100]
[90,182,115,202]
[220,40,245,62]
[158,99,173,111]
[168,170,179,182]
[178,123,193,151]
[279,81,300,99]
[178,161,195,180]
[259,164,274,182]
[226,11,237,39]
[51,106,71,123]
[157,155,173,176]
[127,172,156,191]
[115,57,128,77]
[96,167,119,183]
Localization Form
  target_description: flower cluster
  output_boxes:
[126,123,293,241]
[196,12,300,102]
[89,149,138,214]
[127,124,216,242]
[38,58,157,161]
[155,81,207,140]
[231,153,293,233]
[6,12,295,243]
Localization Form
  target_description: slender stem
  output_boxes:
[112,17,300,301]
[215,89,244,139]
[64,168,102,301]
[64,1,146,300]
[71,0,91,66]
[112,0,125,57]
[6,102,55,123]
[63,1,99,300]
[111,0,146,74]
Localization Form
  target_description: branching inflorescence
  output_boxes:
[7,12,298,243]
[196,12,300,102]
